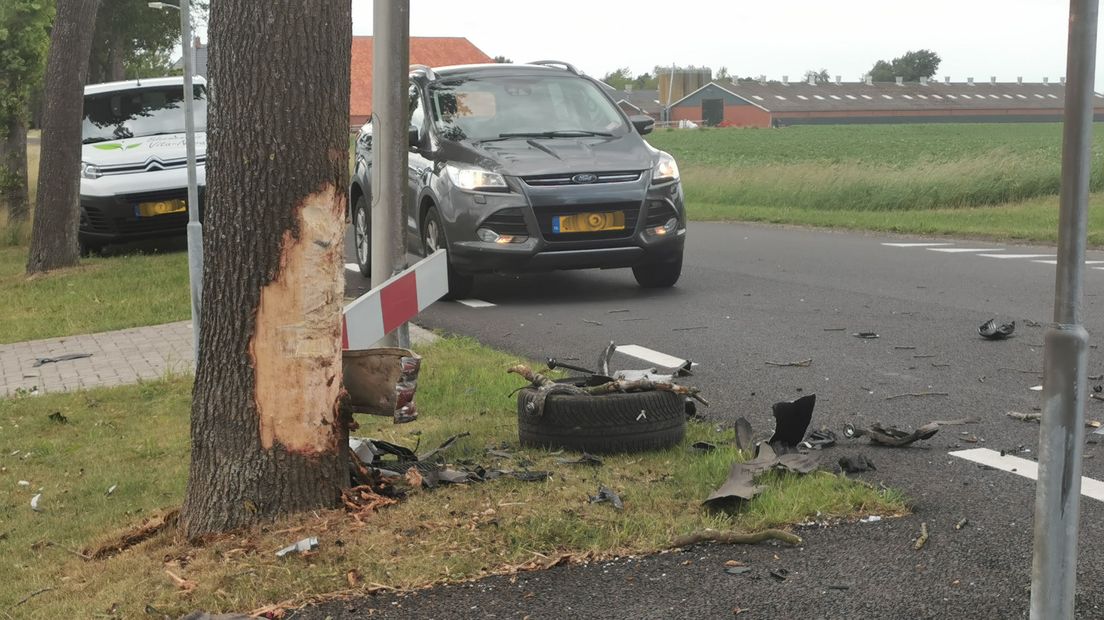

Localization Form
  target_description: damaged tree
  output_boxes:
[179,0,352,538]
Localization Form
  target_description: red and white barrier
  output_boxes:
[342,250,448,350]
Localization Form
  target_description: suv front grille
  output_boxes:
[480,208,528,236]
[522,171,643,187]
[536,202,640,241]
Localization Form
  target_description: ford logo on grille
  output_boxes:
[571,173,598,184]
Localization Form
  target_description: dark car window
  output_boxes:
[429,75,627,142]
[82,85,207,144]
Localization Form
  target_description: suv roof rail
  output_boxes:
[409,64,437,80]
[528,60,580,75]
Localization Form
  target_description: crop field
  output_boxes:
[647,123,1104,212]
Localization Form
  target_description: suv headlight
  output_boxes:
[651,151,680,183]
[80,162,102,180]
[445,164,508,192]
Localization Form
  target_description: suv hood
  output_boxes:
[444,135,654,177]
[81,133,207,166]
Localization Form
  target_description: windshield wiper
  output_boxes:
[497,130,613,139]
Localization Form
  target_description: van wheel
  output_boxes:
[353,193,371,277]
[632,253,683,288]
[422,206,473,300]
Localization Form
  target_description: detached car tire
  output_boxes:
[633,253,683,288]
[517,388,686,454]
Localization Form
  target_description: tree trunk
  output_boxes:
[107,30,126,81]
[179,0,352,539]
[1,115,30,223]
[26,0,101,274]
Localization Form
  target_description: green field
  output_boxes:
[646,123,1104,242]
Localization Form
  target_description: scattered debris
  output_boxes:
[165,569,198,592]
[838,454,876,474]
[555,453,603,466]
[768,394,816,451]
[823,327,847,332]
[860,515,882,524]
[105,484,117,496]
[673,326,708,332]
[582,319,603,326]
[734,417,754,451]
[589,485,624,510]
[32,353,92,367]
[979,319,1016,340]
[852,332,879,339]
[11,586,55,609]
[845,422,941,447]
[725,566,753,575]
[1091,393,1104,403]
[86,509,179,560]
[770,568,790,581]
[893,346,916,350]
[1008,411,1042,422]
[800,428,837,450]
[343,348,422,423]
[275,537,318,558]
[914,522,929,550]
[884,391,949,401]
[1026,319,1043,327]
[765,358,813,368]
[705,444,817,508]
[671,528,802,548]
[30,493,42,512]
[47,411,68,424]
[546,358,597,375]
[955,518,969,530]
[690,441,717,453]
[18,480,30,487]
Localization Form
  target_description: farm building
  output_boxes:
[613,89,663,120]
[349,36,492,126]
[667,78,1104,127]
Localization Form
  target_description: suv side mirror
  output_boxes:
[408,125,421,150]
[629,115,654,136]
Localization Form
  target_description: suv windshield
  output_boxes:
[428,75,627,143]
[82,85,207,144]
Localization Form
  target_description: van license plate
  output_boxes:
[553,211,625,233]
[137,199,186,217]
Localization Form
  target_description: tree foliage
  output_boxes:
[87,0,180,82]
[0,0,53,136]
[868,50,941,82]
[804,68,831,84]
[493,55,511,63]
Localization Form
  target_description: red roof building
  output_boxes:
[350,36,493,125]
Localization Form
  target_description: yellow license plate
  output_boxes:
[137,199,187,217]
[554,211,625,233]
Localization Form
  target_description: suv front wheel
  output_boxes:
[353,193,371,277]
[422,206,474,300]
[632,253,683,288]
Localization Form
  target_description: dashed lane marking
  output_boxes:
[950,447,1104,503]
[881,242,954,248]
[977,254,1056,260]
[927,247,1004,253]
[345,263,360,272]
[456,299,496,308]
[615,344,690,370]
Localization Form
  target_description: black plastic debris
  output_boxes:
[555,453,604,466]
[734,417,754,451]
[704,444,818,509]
[838,454,876,473]
[769,394,816,452]
[47,411,68,424]
[32,352,92,368]
[845,422,940,447]
[589,485,624,510]
[690,441,717,453]
[799,428,837,450]
[770,568,790,582]
[978,319,1016,340]
[852,332,879,339]
[275,537,318,558]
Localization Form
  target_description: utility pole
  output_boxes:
[1030,0,1097,617]
[370,0,411,348]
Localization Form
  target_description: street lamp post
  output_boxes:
[149,0,202,369]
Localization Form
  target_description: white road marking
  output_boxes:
[344,262,360,272]
[977,254,1056,259]
[950,447,1104,503]
[927,247,1004,253]
[456,299,496,308]
[1030,385,1043,391]
[881,242,954,247]
[615,344,689,370]
[1033,260,1058,265]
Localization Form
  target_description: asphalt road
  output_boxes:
[321,222,1104,619]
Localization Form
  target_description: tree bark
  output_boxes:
[26,0,100,274]
[1,115,30,223]
[179,0,352,539]
[107,30,126,81]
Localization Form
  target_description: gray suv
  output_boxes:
[349,61,686,298]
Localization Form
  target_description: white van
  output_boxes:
[79,76,207,253]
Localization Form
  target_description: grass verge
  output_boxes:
[0,336,905,617]
[0,245,189,344]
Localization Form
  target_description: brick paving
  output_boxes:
[0,321,436,397]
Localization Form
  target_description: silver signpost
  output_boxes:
[1030,0,1098,617]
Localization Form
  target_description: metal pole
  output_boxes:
[180,0,203,368]
[370,0,410,348]
[1030,0,1097,617]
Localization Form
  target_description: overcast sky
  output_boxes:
[350,0,1101,86]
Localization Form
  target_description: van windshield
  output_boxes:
[82,85,207,144]
[428,75,627,143]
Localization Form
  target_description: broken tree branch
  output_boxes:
[1007,411,1042,422]
[914,522,929,550]
[671,528,802,548]
[12,587,54,608]
[582,377,709,406]
[884,391,949,401]
[765,358,813,367]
